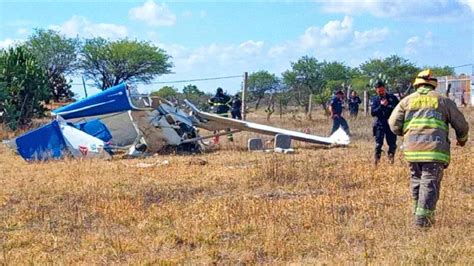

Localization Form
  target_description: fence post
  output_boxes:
[242,72,248,120]
[364,90,368,116]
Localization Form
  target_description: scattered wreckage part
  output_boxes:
[184,99,350,146]
[248,138,264,151]
[120,159,170,168]
[52,83,153,120]
[14,120,110,161]
[180,129,241,144]
[274,134,292,150]
[274,147,295,154]
[59,122,111,160]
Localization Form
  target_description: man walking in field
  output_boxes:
[371,80,399,165]
[388,69,469,228]
[329,90,350,135]
[348,90,362,118]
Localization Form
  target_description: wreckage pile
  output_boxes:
[5,83,350,161]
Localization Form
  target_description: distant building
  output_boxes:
[436,75,471,106]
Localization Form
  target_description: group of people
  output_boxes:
[328,69,469,228]
[207,87,242,142]
[209,70,469,228]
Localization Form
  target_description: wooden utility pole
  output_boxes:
[307,93,313,120]
[242,72,248,120]
[82,76,88,98]
[364,89,368,116]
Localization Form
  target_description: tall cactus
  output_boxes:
[0,46,50,130]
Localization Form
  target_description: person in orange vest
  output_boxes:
[389,69,469,228]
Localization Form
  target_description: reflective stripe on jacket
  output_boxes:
[388,86,469,164]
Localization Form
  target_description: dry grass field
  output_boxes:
[0,109,473,264]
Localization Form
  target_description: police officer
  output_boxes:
[329,90,350,135]
[371,80,399,165]
[389,69,469,228]
[208,87,233,141]
[348,90,362,118]
[231,93,242,120]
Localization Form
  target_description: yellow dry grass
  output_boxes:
[0,109,473,264]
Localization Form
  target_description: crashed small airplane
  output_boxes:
[7,83,350,161]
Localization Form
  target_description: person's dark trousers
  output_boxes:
[231,109,242,120]
[350,110,358,118]
[331,116,350,135]
[373,124,397,160]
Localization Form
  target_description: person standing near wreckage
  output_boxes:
[389,69,469,228]
[208,87,234,141]
[329,90,350,135]
[348,90,362,118]
[371,80,399,165]
[231,93,242,120]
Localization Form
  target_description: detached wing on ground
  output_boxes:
[184,100,350,146]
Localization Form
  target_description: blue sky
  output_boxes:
[0,0,473,98]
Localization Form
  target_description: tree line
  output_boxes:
[1,29,455,129]
[0,29,172,129]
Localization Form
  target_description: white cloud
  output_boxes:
[322,0,472,20]
[352,27,390,48]
[458,0,474,12]
[404,31,434,55]
[129,0,176,27]
[16,28,29,35]
[182,10,193,18]
[49,15,127,39]
[268,45,288,57]
[300,16,353,49]
[239,40,264,55]
[406,36,420,45]
[0,38,16,49]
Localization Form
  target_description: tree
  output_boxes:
[282,56,325,119]
[182,84,204,97]
[80,38,173,90]
[360,55,419,97]
[26,29,79,102]
[425,66,455,77]
[0,46,50,130]
[182,84,208,109]
[150,86,178,100]
[248,70,279,110]
[321,61,351,82]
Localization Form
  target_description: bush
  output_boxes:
[0,46,50,130]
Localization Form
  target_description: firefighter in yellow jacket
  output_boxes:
[388,69,469,227]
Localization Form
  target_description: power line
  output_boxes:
[148,75,243,84]
[452,63,473,68]
[70,74,243,86]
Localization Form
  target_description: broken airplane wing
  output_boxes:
[184,100,350,146]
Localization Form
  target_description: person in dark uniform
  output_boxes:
[231,93,242,120]
[329,90,350,135]
[348,90,362,118]
[208,87,232,115]
[208,87,233,141]
[371,80,399,165]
